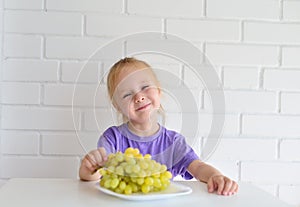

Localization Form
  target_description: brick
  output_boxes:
[61,61,99,83]
[1,82,40,104]
[279,185,300,206]
[204,90,277,113]
[281,92,300,114]
[4,0,43,9]
[43,84,109,107]
[1,131,39,155]
[244,22,300,44]
[46,0,122,12]
[153,64,182,88]
[206,43,278,66]
[167,19,239,41]
[209,138,277,161]
[4,34,41,58]
[183,64,210,89]
[165,113,239,137]
[41,132,98,155]
[223,66,259,89]
[283,1,300,21]
[206,114,239,136]
[205,160,239,181]
[125,37,203,67]
[1,106,80,130]
[86,14,162,36]
[280,140,300,161]
[160,87,202,112]
[3,59,58,82]
[241,162,300,184]
[4,11,82,35]
[45,37,121,60]
[282,47,300,67]
[84,109,117,132]
[207,0,279,19]
[264,69,300,91]
[1,157,79,178]
[242,114,300,138]
[128,0,203,17]
[253,184,277,196]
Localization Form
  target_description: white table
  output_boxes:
[0,178,294,207]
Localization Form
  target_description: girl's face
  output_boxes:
[112,64,161,126]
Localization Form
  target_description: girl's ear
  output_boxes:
[158,87,162,97]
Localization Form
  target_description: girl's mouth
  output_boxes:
[136,103,151,111]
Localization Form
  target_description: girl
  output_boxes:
[79,57,238,196]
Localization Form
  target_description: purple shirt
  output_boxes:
[97,123,199,179]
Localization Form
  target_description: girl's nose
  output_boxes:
[134,93,145,103]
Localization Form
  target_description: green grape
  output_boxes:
[104,179,111,189]
[137,170,146,177]
[132,165,140,174]
[130,182,138,193]
[144,177,154,186]
[162,171,172,179]
[100,179,105,187]
[153,177,162,188]
[126,157,136,165]
[147,160,154,170]
[130,177,137,183]
[125,165,133,174]
[139,160,149,170]
[114,187,123,194]
[110,178,119,189]
[145,170,152,177]
[118,181,126,190]
[99,148,172,195]
[124,185,132,195]
[152,172,160,178]
[110,158,119,167]
[115,152,124,162]
[115,166,124,176]
[161,181,170,190]
[136,177,144,185]
[141,184,150,193]
[160,174,169,184]
[107,165,115,173]
[160,164,167,172]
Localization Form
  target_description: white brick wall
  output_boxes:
[1,1,300,206]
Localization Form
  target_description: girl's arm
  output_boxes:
[187,159,238,196]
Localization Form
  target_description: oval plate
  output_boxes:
[96,182,192,201]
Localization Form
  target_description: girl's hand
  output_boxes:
[81,147,108,176]
[207,174,238,196]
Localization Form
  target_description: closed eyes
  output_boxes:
[141,85,149,90]
[122,85,151,99]
[122,93,132,99]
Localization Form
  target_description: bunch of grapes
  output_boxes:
[99,147,172,195]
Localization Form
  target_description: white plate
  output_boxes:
[96,182,192,201]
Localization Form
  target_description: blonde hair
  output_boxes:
[106,57,165,123]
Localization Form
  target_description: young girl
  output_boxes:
[79,57,238,196]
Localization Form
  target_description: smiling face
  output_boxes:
[111,62,161,129]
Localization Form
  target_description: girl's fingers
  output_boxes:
[216,178,225,195]
[98,147,107,164]
[82,156,96,172]
[221,177,233,195]
[207,177,215,193]
[229,181,239,194]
